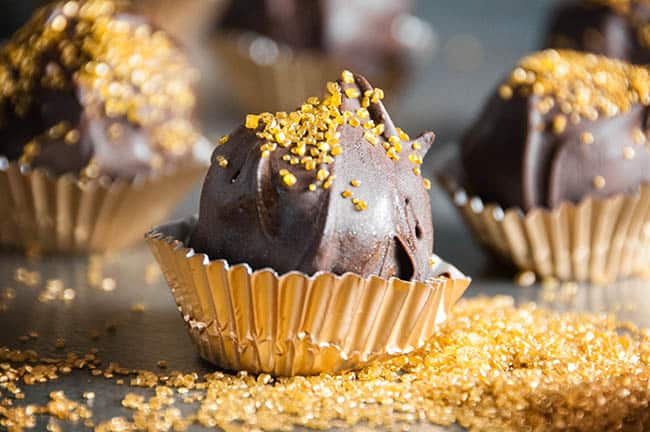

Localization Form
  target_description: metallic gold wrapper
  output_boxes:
[439,174,650,284]
[212,36,404,113]
[0,159,207,254]
[146,217,471,376]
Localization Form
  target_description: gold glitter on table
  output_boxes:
[1,296,649,431]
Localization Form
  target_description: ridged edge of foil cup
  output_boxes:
[0,156,208,254]
[146,216,471,376]
[438,173,650,284]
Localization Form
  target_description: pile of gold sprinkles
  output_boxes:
[500,50,650,122]
[2,297,650,431]
[0,0,198,177]
[216,70,431,211]
[499,49,650,192]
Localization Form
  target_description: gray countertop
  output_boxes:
[3,0,650,430]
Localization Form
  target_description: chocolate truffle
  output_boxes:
[461,50,650,211]
[0,0,200,179]
[544,0,650,64]
[216,0,410,77]
[191,71,436,281]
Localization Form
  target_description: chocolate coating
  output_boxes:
[191,73,436,281]
[462,50,650,211]
[217,0,409,77]
[545,0,650,64]
[0,0,200,179]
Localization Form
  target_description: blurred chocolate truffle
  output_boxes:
[544,0,650,64]
[191,71,436,280]
[217,0,412,77]
[0,0,201,179]
[462,50,650,211]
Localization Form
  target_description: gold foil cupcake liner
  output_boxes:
[0,159,207,254]
[146,217,471,376]
[439,174,650,284]
[212,35,404,113]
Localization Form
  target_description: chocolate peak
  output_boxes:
[191,71,436,281]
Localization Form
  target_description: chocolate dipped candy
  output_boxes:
[545,0,650,64]
[0,0,201,180]
[461,50,650,211]
[191,71,436,280]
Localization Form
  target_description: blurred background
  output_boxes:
[0,0,559,146]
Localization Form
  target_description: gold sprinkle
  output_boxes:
[553,114,567,134]
[623,146,636,159]
[350,180,360,187]
[364,131,378,145]
[341,70,355,84]
[245,114,260,129]
[397,128,410,141]
[308,184,316,191]
[498,85,513,99]
[50,15,67,32]
[423,178,432,190]
[62,1,79,17]
[218,135,229,145]
[593,175,606,189]
[581,132,594,144]
[413,167,421,176]
[515,270,536,287]
[633,128,646,145]
[341,190,353,199]
[354,200,368,211]
[344,87,360,98]
[64,129,80,145]
[282,173,297,187]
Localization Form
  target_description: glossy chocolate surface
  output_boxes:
[191,73,436,280]
[545,0,650,64]
[462,50,650,210]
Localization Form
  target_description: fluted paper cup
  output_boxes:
[212,35,406,113]
[146,216,471,376]
[0,157,207,254]
[438,173,650,285]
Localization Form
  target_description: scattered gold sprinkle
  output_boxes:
[282,173,297,187]
[498,85,513,99]
[64,129,80,145]
[131,303,145,313]
[218,135,229,145]
[350,180,360,187]
[423,178,432,190]
[623,146,636,159]
[341,190,353,199]
[633,128,647,145]
[581,131,594,144]
[552,114,567,134]
[593,175,607,189]
[515,270,536,287]
[308,184,316,191]
[413,167,421,176]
